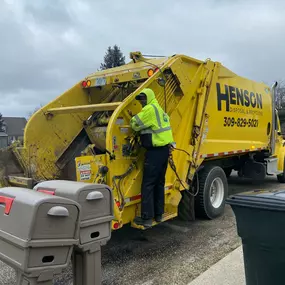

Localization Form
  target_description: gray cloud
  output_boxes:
[24,0,74,30]
[1,0,285,116]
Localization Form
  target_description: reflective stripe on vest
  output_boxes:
[151,104,162,128]
[134,114,145,127]
[141,127,171,134]
[134,103,172,134]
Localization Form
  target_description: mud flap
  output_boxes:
[178,190,195,221]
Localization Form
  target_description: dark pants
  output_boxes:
[141,145,169,219]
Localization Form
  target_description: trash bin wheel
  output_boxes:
[195,165,228,219]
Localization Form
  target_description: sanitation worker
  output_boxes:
[130,88,174,228]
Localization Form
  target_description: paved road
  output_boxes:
[0,174,283,285]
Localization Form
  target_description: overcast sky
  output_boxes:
[1,0,285,117]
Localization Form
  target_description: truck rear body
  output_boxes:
[1,52,284,230]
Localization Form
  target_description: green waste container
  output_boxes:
[226,189,285,285]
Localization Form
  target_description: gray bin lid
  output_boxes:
[226,189,285,212]
[0,187,81,245]
[33,180,113,221]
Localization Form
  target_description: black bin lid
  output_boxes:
[226,189,285,212]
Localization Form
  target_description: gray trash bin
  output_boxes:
[0,187,80,285]
[227,189,285,285]
[34,180,114,285]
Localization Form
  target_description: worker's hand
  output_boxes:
[169,143,176,154]
[127,110,133,117]
[169,144,174,155]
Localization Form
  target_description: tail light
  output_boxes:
[147,69,154,77]
[113,222,120,229]
[147,68,159,77]
[81,80,91,88]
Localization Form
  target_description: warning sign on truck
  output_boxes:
[77,162,91,181]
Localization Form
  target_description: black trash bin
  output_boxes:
[227,189,285,285]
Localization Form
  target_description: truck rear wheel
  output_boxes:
[195,165,228,219]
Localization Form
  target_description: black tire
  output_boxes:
[277,157,285,183]
[249,162,266,181]
[195,165,228,220]
[243,161,266,184]
[277,174,285,183]
[223,168,232,178]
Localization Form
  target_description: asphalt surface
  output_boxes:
[0,173,283,285]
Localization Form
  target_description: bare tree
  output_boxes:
[27,104,44,120]
[0,113,4,132]
[276,80,285,109]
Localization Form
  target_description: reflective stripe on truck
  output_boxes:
[200,147,266,158]
[116,185,173,207]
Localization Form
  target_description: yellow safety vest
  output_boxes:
[130,88,174,148]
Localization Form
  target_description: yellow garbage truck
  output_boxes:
[1,51,285,230]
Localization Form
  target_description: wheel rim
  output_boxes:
[209,177,224,209]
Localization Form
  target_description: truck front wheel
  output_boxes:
[195,165,228,219]
[277,158,285,183]
[277,174,285,183]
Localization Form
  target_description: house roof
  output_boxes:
[3,117,27,136]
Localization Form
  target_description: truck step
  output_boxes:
[131,212,177,230]
[6,176,34,188]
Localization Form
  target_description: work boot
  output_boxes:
[133,216,153,228]
[155,215,163,223]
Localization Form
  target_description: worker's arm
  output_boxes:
[130,106,154,132]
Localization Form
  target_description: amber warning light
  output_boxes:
[82,80,91,88]
[147,68,159,77]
